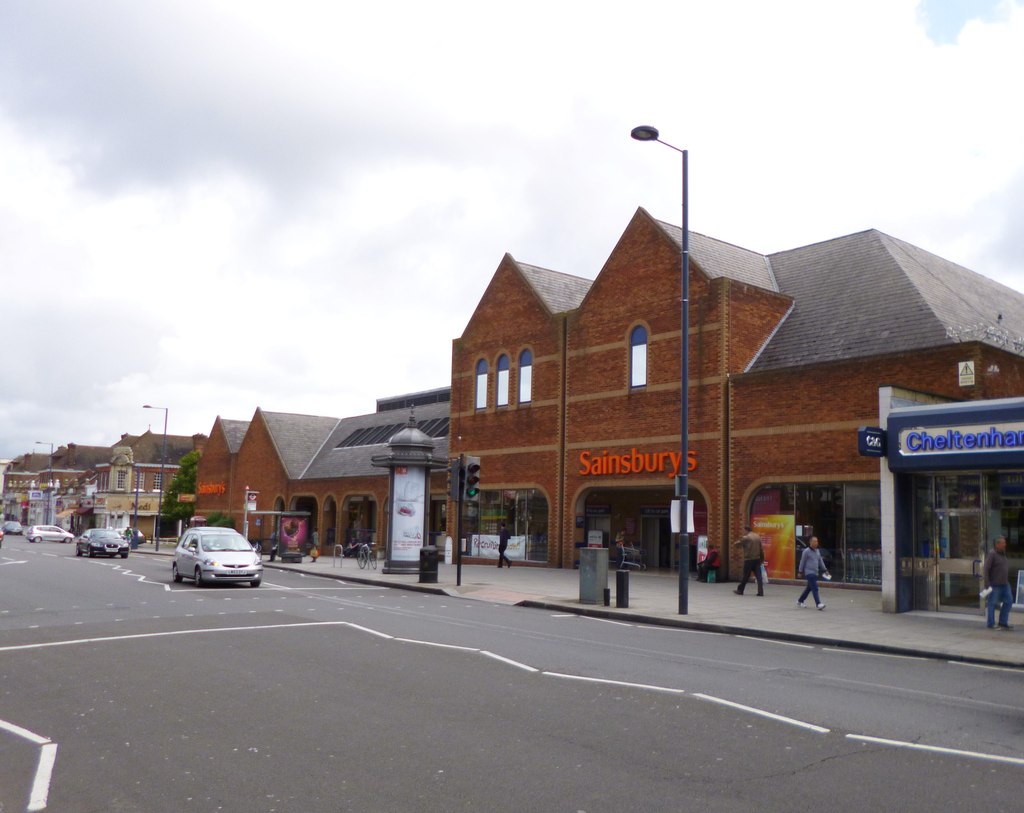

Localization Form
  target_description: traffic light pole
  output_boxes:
[455,453,464,587]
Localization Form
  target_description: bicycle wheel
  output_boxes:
[358,546,368,569]
[369,549,377,569]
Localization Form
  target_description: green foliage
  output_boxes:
[204,511,236,528]
[161,450,200,526]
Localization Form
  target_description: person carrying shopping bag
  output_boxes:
[797,536,829,610]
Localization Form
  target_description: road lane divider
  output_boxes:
[543,672,686,694]
[0,717,57,811]
[845,734,1024,767]
[692,693,830,734]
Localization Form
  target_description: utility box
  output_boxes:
[579,547,609,605]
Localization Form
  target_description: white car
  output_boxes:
[172,527,263,588]
[26,525,75,544]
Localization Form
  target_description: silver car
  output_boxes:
[172,527,263,588]
[26,525,75,544]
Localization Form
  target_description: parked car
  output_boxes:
[127,527,146,547]
[26,525,75,544]
[172,527,263,588]
[3,520,23,535]
[76,528,130,559]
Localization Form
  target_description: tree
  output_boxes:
[161,450,200,527]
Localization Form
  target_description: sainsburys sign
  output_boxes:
[579,448,696,478]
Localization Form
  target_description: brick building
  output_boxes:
[450,208,1024,611]
[195,390,450,553]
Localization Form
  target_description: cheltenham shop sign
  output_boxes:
[579,448,697,479]
[899,421,1024,456]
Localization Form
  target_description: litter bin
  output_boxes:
[578,547,608,604]
[419,545,439,584]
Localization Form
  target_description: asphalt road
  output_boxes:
[1,536,1022,812]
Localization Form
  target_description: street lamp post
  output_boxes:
[631,125,690,615]
[34,441,54,526]
[143,405,169,552]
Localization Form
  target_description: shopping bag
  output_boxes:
[708,570,716,583]
[760,563,770,584]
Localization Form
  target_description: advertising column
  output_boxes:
[389,465,426,569]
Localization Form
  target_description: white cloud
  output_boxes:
[0,0,1022,456]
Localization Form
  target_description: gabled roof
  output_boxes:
[302,400,450,480]
[218,419,250,454]
[658,220,778,291]
[259,411,341,481]
[751,229,1024,370]
[516,261,593,315]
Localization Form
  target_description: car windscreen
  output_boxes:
[92,531,122,541]
[201,535,252,552]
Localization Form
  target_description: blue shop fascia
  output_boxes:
[886,396,1024,613]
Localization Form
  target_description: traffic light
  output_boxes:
[464,456,481,500]
[448,458,463,501]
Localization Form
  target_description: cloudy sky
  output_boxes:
[1,0,1021,460]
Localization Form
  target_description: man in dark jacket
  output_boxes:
[983,535,1013,630]
[732,524,764,596]
[497,521,512,568]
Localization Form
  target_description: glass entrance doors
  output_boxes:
[912,474,985,611]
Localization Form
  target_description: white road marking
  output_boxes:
[543,672,685,694]
[822,648,926,662]
[0,559,29,566]
[0,718,57,811]
[735,635,814,649]
[693,693,830,733]
[846,734,1024,767]
[395,638,479,653]
[480,651,538,672]
[29,742,58,811]
[948,661,1024,674]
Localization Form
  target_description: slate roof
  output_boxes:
[516,261,593,314]
[750,229,1024,371]
[260,411,341,481]
[659,221,778,291]
[218,419,250,454]
[301,400,450,480]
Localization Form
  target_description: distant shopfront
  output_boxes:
[888,397,1024,613]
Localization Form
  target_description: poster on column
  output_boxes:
[390,465,425,562]
[752,514,796,579]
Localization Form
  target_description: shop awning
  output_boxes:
[75,506,94,515]
[56,509,76,519]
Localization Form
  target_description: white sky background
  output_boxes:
[1,0,1022,458]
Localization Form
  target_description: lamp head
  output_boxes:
[630,125,660,142]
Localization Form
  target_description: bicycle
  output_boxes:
[357,542,377,570]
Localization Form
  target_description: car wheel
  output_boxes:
[31,536,41,544]
[172,562,183,583]
[75,546,82,557]
[194,566,204,586]
[88,548,95,558]
[251,579,261,588]
[121,552,129,559]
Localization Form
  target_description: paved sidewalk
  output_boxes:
[136,545,1024,668]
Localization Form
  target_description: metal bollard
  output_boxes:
[616,569,629,608]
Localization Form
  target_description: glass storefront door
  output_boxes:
[913,474,985,611]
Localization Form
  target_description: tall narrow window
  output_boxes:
[496,354,510,407]
[153,472,163,490]
[475,359,488,410]
[630,326,648,388]
[518,349,533,404]
[116,470,127,490]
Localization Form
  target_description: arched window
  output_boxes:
[630,326,648,388]
[518,349,533,404]
[496,354,510,407]
[475,359,488,410]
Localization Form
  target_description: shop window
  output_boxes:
[475,359,488,410]
[518,349,532,404]
[749,482,880,585]
[630,326,647,388]
[496,354,510,407]
[474,487,549,563]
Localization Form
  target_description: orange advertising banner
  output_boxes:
[752,514,795,579]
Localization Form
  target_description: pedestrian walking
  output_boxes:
[497,521,512,568]
[983,535,1013,630]
[797,536,829,610]
[732,524,764,596]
